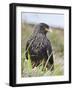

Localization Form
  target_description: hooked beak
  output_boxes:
[45,28,53,33]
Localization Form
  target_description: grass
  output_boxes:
[21,52,64,77]
[21,22,64,77]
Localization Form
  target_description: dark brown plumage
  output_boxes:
[25,23,54,71]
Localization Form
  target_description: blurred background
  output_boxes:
[21,12,64,77]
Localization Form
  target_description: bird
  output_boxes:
[25,23,54,71]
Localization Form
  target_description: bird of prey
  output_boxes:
[25,23,54,71]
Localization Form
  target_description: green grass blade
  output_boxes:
[27,52,32,73]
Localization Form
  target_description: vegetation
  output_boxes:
[21,22,64,77]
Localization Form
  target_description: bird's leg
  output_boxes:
[47,62,54,71]
[32,60,36,68]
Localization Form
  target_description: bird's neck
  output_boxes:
[36,33,46,38]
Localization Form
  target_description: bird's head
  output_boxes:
[34,23,52,35]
